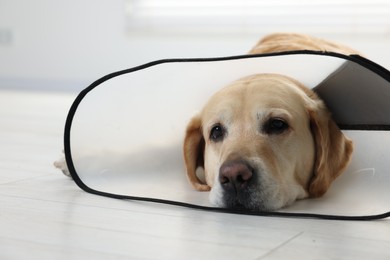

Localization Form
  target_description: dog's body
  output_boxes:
[56,33,355,211]
[248,33,360,56]
[183,33,355,211]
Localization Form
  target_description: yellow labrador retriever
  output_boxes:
[183,33,355,211]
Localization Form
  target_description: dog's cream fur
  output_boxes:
[183,33,355,210]
[249,33,360,56]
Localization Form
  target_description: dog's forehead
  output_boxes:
[203,74,307,113]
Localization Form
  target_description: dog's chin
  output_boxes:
[209,185,285,212]
[223,196,284,212]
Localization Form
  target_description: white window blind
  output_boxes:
[125,0,390,35]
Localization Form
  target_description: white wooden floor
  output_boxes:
[1,89,390,260]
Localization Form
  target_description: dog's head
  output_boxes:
[183,74,353,211]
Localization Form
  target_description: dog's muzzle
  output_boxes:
[218,159,257,209]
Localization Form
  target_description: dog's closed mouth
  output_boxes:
[222,189,267,212]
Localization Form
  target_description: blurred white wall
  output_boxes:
[0,0,389,92]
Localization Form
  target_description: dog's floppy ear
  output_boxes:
[308,102,353,197]
[183,115,210,191]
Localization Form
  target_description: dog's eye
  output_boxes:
[210,124,225,142]
[263,118,289,134]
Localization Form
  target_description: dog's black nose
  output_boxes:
[219,161,253,192]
